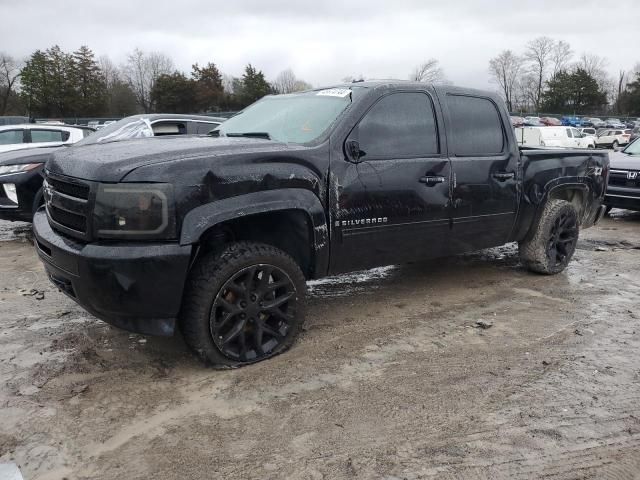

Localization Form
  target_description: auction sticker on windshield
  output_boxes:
[316,88,351,97]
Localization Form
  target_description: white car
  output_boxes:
[0,124,90,153]
[514,126,595,149]
[595,129,632,149]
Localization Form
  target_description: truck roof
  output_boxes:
[310,80,500,101]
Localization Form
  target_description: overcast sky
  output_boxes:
[2,0,639,90]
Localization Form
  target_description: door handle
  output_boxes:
[492,172,515,181]
[419,176,446,186]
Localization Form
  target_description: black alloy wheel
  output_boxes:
[546,211,578,268]
[210,264,297,362]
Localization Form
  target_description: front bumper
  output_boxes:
[604,186,640,212]
[33,209,192,336]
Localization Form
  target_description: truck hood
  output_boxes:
[46,135,290,182]
[609,151,640,171]
[0,146,62,166]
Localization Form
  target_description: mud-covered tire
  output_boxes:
[519,199,579,275]
[180,242,306,367]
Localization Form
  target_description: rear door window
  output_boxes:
[31,129,69,143]
[446,95,505,156]
[353,92,439,160]
[0,129,24,144]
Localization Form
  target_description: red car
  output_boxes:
[540,117,562,126]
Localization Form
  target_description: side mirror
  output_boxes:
[345,139,363,163]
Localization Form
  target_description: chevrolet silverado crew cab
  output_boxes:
[33,82,609,367]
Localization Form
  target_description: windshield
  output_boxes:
[75,117,154,146]
[213,88,359,144]
[623,138,640,155]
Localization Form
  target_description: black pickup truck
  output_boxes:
[33,82,608,367]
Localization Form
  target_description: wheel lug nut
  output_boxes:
[240,313,246,319]
[240,301,247,308]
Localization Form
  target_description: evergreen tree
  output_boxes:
[237,64,273,107]
[192,62,224,112]
[72,46,107,116]
[150,72,198,113]
[541,68,606,114]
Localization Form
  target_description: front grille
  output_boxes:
[47,177,90,200]
[609,169,639,188]
[44,173,93,240]
[48,204,87,231]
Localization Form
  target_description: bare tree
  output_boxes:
[551,40,573,77]
[488,50,523,112]
[273,68,312,94]
[616,70,626,113]
[524,36,555,110]
[122,48,174,113]
[577,53,612,103]
[0,53,22,115]
[409,59,447,83]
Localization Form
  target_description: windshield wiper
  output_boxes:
[225,132,271,140]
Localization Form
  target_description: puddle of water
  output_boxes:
[0,220,32,242]
[307,266,398,297]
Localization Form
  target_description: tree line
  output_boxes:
[488,36,640,115]
[0,45,313,118]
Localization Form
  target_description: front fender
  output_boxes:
[180,188,329,275]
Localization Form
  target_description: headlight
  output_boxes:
[93,183,176,240]
[0,163,42,176]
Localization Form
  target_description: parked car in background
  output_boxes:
[595,129,632,149]
[604,138,640,212]
[630,126,640,143]
[515,126,595,149]
[583,118,605,128]
[561,116,583,127]
[605,118,626,129]
[524,116,544,126]
[510,116,525,127]
[579,127,598,138]
[540,116,561,126]
[0,114,225,223]
[624,120,637,129]
[0,124,92,153]
[0,147,56,221]
[0,116,32,126]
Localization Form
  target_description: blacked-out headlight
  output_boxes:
[93,183,176,240]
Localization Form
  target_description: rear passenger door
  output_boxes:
[438,91,519,253]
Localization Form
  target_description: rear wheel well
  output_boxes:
[194,209,314,278]
[548,187,585,223]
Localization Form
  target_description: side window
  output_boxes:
[354,92,439,160]
[446,95,504,155]
[31,129,68,143]
[196,122,220,134]
[0,129,24,145]
[571,128,581,138]
[152,122,187,136]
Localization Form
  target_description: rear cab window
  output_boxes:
[445,95,505,156]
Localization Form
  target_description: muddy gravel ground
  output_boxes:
[1,212,640,480]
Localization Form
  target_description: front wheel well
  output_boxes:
[194,209,315,278]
